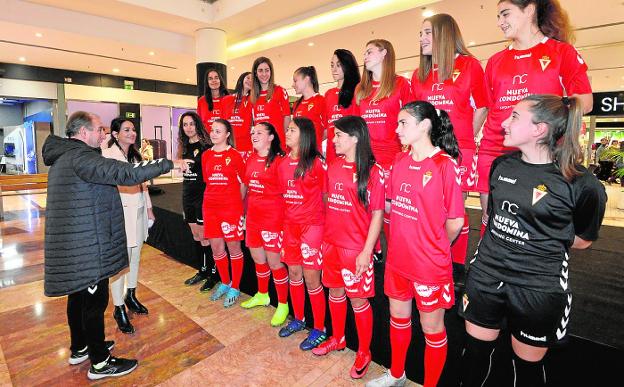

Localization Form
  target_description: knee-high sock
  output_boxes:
[353,301,373,353]
[110,273,126,306]
[452,212,470,264]
[254,262,271,294]
[460,334,497,387]
[230,252,244,290]
[272,267,289,303]
[308,285,326,331]
[424,330,448,387]
[389,316,412,379]
[512,352,546,387]
[213,251,230,285]
[289,278,305,321]
[328,293,347,340]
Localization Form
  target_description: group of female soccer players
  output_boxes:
[176,1,607,386]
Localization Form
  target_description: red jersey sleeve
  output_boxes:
[559,43,591,96]
[197,97,209,125]
[369,164,385,211]
[442,157,465,219]
[410,70,423,100]
[201,150,210,184]
[469,58,489,109]
[398,76,413,107]
[277,86,291,118]
[233,151,245,183]
[317,158,328,194]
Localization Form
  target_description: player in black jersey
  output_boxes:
[178,112,220,291]
[459,95,607,387]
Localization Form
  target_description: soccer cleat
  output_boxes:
[199,275,218,293]
[365,370,406,387]
[299,328,327,351]
[270,303,290,327]
[223,288,241,308]
[350,350,372,379]
[184,272,206,286]
[278,318,306,337]
[210,283,230,301]
[311,336,346,356]
[87,356,138,380]
[69,341,115,365]
[241,292,270,309]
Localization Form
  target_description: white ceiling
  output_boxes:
[1,0,623,94]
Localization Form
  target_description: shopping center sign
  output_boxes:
[590,91,624,116]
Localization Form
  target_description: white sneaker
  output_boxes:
[365,369,407,387]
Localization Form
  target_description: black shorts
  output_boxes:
[459,266,572,347]
[183,198,203,225]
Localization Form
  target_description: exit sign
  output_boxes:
[124,80,134,90]
[125,112,136,119]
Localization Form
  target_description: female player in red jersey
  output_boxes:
[197,68,229,129]
[224,72,253,152]
[476,0,592,236]
[250,57,291,145]
[366,101,464,387]
[324,49,360,163]
[292,66,326,150]
[411,13,488,286]
[201,119,246,307]
[239,122,291,327]
[459,95,606,387]
[311,116,384,380]
[276,117,328,351]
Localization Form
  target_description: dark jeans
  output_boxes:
[67,278,110,364]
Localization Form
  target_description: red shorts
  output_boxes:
[458,148,477,192]
[246,225,282,253]
[475,150,502,193]
[282,223,323,270]
[203,207,244,241]
[384,266,454,312]
[321,243,374,298]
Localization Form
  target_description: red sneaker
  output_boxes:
[311,336,346,356]
[350,350,371,379]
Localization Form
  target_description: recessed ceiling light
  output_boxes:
[308,42,315,47]
[422,9,434,17]
[149,51,155,56]
[18,57,26,62]
[35,32,43,38]
[186,78,190,82]
[469,41,476,46]
[112,68,120,73]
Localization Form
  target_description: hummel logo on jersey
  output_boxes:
[498,175,517,184]
[408,165,421,171]
[532,184,548,205]
[539,55,551,71]
[422,171,432,187]
[452,69,461,83]
[514,53,532,60]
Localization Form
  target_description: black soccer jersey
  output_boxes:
[182,141,208,199]
[471,152,606,293]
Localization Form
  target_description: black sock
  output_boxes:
[460,334,497,387]
[202,245,217,277]
[512,352,546,387]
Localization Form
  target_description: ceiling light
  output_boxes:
[186,78,190,82]
[112,68,120,73]
[422,9,435,17]
[18,57,26,62]
[231,66,235,69]
[468,41,476,46]
[149,51,155,56]
[308,42,315,47]
[35,32,43,38]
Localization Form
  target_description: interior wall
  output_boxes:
[64,84,196,108]
[0,105,24,126]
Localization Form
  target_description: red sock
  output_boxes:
[254,262,271,293]
[272,267,289,303]
[213,251,230,285]
[230,252,244,289]
[353,301,373,353]
[328,293,347,340]
[308,285,326,331]
[451,212,470,264]
[289,278,305,321]
[389,316,412,379]
[424,330,448,387]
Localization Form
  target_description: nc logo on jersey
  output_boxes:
[214,165,222,171]
[539,55,551,71]
[422,171,433,187]
[415,284,439,298]
[261,231,278,243]
[341,269,361,287]
[221,222,236,234]
[532,184,548,205]
[300,243,318,259]
[512,74,528,85]
[334,182,344,191]
[432,83,444,92]
[193,149,199,157]
[452,69,461,83]
[257,105,265,111]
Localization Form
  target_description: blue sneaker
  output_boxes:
[223,288,240,308]
[278,319,306,337]
[299,328,327,351]
[210,283,230,301]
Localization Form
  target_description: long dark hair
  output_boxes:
[334,116,375,206]
[400,101,460,160]
[250,57,275,104]
[500,0,574,43]
[292,117,323,179]
[293,66,319,112]
[233,71,252,110]
[334,49,360,109]
[255,122,285,168]
[108,117,142,162]
[203,68,229,111]
[177,111,210,158]
[524,94,583,181]
[213,118,235,147]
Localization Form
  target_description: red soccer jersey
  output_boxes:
[386,149,465,283]
[324,158,385,250]
[252,85,291,146]
[358,76,413,169]
[243,152,285,230]
[411,55,488,150]
[481,37,591,154]
[292,93,326,148]
[277,154,327,226]
[197,96,227,129]
[324,87,357,163]
[201,146,245,211]
[223,95,253,152]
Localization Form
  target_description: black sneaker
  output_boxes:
[68,340,115,365]
[184,272,206,286]
[199,275,219,292]
[87,356,138,380]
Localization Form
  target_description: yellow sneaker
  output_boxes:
[240,292,270,309]
[271,303,290,327]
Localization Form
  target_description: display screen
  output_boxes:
[4,143,15,157]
